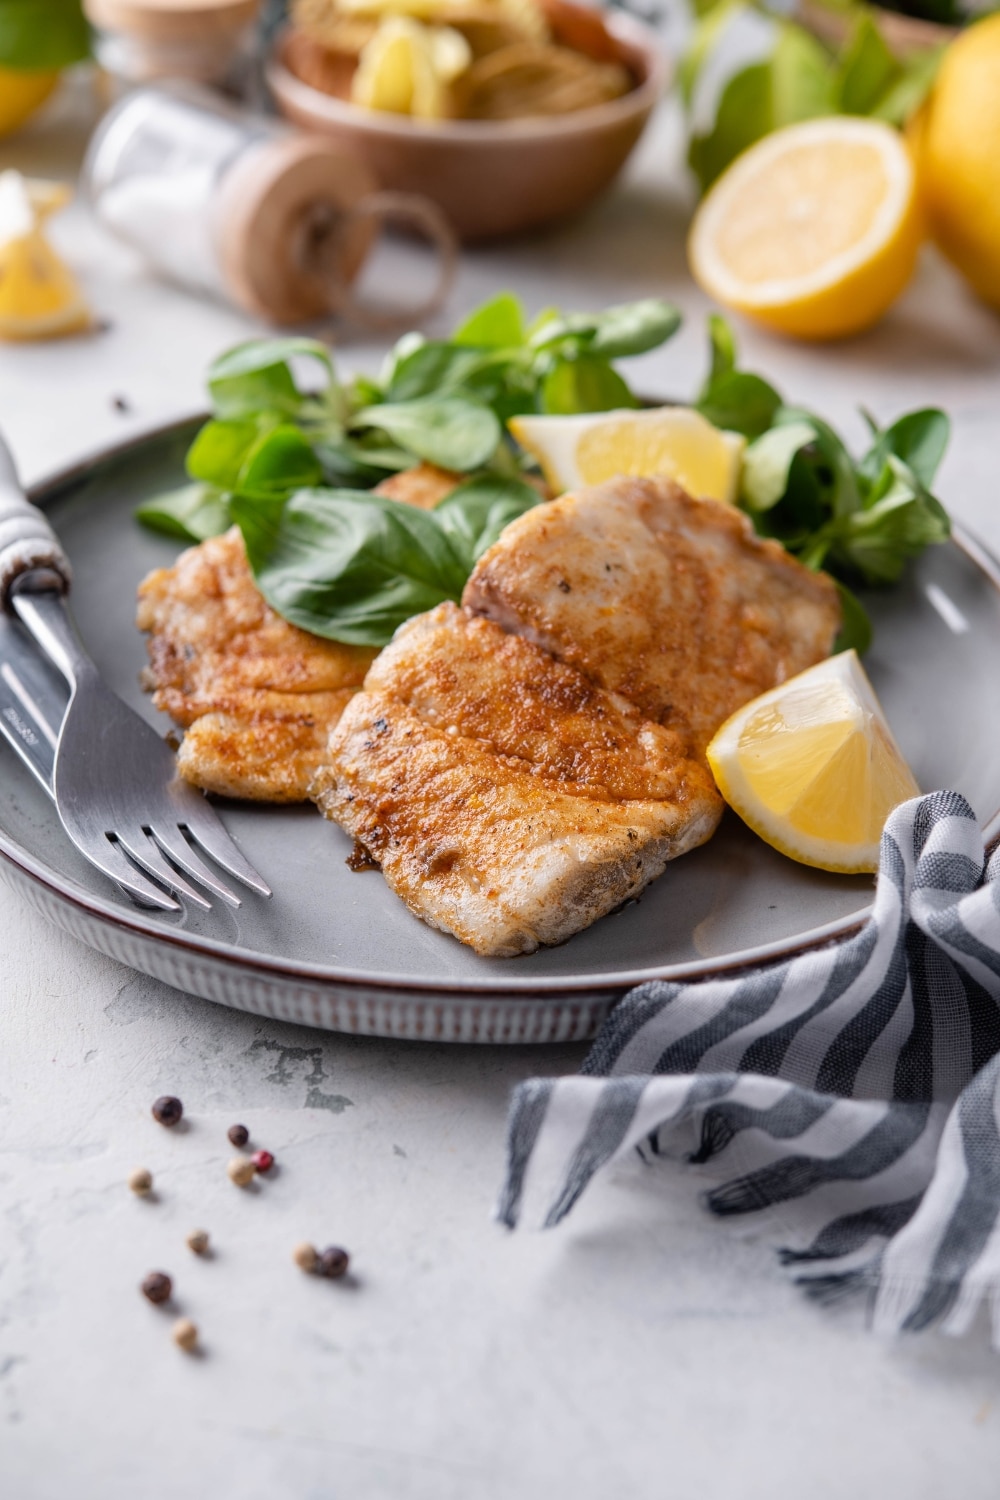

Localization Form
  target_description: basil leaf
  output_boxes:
[0,0,90,69]
[232,489,469,647]
[385,342,492,402]
[870,49,941,126]
[689,61,773,193]
[209,338,335,419]
[187,418,265,491]
[541,356,637,415]
[135,484,230,544]
[529,298,681,360]
[860,408,950,490]
[351,396,501,471]
[741,421,818,512]
[829,458,951,584]
[314,433,412,488]
[697,372,782,440]
[453,292,526,348]
[433,475,542,569]
[706,313,737,386]
[838,14,898,116]
[237,425,323,497]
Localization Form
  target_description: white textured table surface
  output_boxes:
[3,78,1000,1500]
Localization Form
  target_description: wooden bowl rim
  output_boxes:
[266,6,670,144]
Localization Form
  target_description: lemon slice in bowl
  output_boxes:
[352,17,470,119]
[706,650,920,873]
[509,407,745,501]
[688,118,921,341]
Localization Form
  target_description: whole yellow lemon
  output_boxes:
[916,16,1000,310]
[0,66,59,139]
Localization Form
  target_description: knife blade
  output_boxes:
[0,610,69,794]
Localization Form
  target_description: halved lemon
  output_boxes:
[508,407,745,502]
[706,650,919,873]
[688,118,922,341]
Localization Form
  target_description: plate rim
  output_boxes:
[3,413,998,999]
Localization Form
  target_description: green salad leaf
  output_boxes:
[135,484,231,543]
[138,295,951,655]
[351,396,501,472]
[230,475,541,647]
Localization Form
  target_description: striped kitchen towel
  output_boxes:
[497,791,1000,1344]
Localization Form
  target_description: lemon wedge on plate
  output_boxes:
[706,650,920,873]
[688,117,921,341]
[509,407,745,502]
[0,171,90,342]
[352,17,471,119]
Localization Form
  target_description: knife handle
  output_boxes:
[0,431,72,612]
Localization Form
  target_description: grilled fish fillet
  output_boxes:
[464,476,841,752]
[136,464,461,801]
[318,477,841,956]
[137,528,376,801]
[312,604,723,956]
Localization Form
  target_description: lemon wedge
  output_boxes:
[351,17,471,119]
[509,407,745,502]
[688,117,921,341]
[0,171,90,342]
[706,650,920,873]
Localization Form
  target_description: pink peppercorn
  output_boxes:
[252,1150,274,1174]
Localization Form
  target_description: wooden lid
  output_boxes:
[216,135,379,324]
[84,0,261,42]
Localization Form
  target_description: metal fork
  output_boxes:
[0,435,271,913]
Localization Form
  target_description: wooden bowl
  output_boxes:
[266,3,669,242]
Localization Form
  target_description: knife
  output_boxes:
[0,610,68,794]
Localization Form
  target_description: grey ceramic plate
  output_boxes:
[2,418,999,1043]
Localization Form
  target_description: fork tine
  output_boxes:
[181,808,273,897]
[115,830,213,911]
[77,835,182,912]
[149,823,242,909]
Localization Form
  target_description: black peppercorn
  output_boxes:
[317,1246,350,1279]
[142,1271,172,1304]
[227,1124,249,1148]
[152,1095,183,1127]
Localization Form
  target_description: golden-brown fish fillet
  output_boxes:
[463,476,841,752]
[318,478,841,956]
[136,466,461,800]
[136,528,376,801]
[313,604,722,956]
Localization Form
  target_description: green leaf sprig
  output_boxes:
[684,8,943,193]
[137,293,682,547]
[231,475,543,647]
[696,317,951,650]
[137,297,950,655]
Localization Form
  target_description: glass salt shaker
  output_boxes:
[82,86,457,327]
[84,0,263,94]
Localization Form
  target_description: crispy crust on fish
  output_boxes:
[136,528,375,801]
[463,476,841,751]
[313,604,722,956]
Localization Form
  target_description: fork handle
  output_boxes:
[0,431,72,612]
